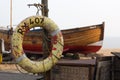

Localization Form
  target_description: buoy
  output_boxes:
[11,16,64,73]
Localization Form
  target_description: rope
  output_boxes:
[15,64,28,74]
[41,30,64,69]
[42,60,46,73]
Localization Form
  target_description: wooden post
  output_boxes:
[41,0,49,58]
[41,0,49,17]
[41,0,51,80]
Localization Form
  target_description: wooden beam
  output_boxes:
[41,0,50,80]
[41,0,49,17]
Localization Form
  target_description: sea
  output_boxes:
[102,37,120,48]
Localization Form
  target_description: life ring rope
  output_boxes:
[11,16,64,73]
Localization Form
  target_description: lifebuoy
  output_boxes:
[11,16,64,73]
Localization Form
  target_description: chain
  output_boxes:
[42,32,64,58]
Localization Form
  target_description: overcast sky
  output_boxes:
[0,0,120,38]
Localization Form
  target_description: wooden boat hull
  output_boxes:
[23,22,104,55]
[0,22,104,55]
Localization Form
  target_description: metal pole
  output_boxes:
[10,0,12,28]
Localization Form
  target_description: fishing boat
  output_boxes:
[23,22,105,55]
[0,22,104,57]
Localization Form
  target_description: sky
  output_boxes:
[0,0,120,38]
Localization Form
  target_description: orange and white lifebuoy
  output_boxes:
[11,16,64,73]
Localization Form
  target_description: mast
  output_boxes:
[10,0,12,29]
